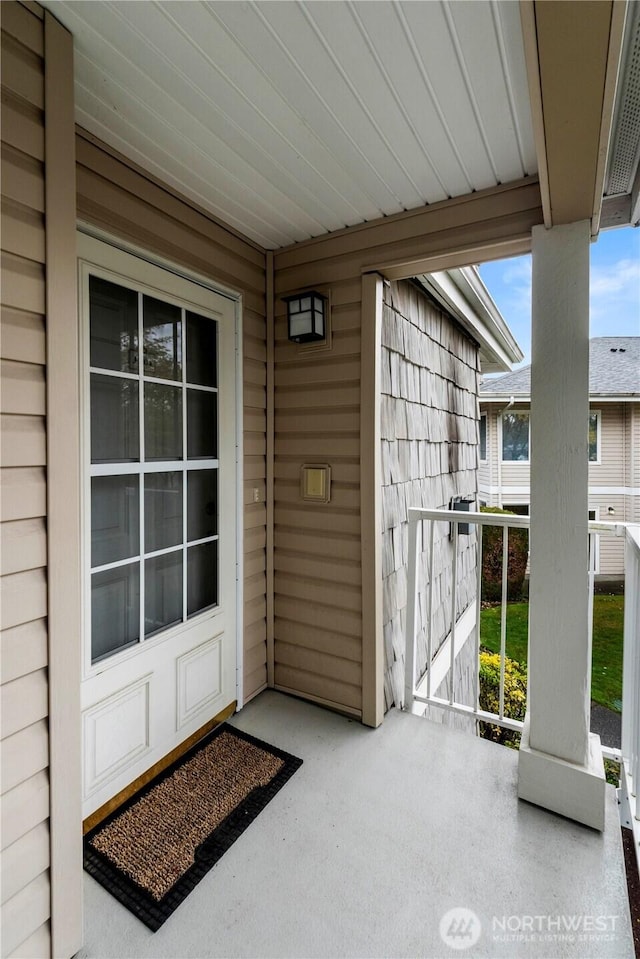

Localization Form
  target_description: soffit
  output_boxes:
[41,0,537,249]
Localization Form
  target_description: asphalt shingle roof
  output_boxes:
[480,337,640,396]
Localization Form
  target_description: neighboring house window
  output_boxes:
[501,412,529,462]
[502,503,529,516]
[479,413,487,461]
[88,275,219,664]
[588,411,600,462]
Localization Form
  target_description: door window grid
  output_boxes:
[89,280,219,663]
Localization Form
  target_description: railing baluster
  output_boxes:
[449,522,458,705]
[499,525,508,720]
[426,519,435,700]
[403,509,420,711]
[474,524,483,715]
[622,533,639,797]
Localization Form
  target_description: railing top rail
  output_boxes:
[407,508,529,527]
[407,507,630,537]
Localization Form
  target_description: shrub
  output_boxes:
[480,506,528,601]
[479,649,527,748]
[604,759,620,788]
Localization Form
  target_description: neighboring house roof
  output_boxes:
[417,267,524,375]
[480,337,640,400]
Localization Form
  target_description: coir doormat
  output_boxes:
[84,725,302,931]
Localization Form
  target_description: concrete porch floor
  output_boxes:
[80,691,634,959]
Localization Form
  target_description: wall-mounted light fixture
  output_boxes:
[284,291,327,343]
[450,496,474,536]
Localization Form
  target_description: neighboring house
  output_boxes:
[479,337,640,577]
[1,2,639,957]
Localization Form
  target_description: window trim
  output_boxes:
[500,409,530,464]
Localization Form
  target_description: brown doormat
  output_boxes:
[84,725,302,931]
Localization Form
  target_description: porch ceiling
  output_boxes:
[41,0,537,249]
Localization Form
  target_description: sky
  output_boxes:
[478,226,640,369]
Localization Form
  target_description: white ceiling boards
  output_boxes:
[44,0,537,249]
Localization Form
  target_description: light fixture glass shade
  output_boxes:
[285,291,326,343]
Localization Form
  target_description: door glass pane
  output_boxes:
[145,472,182,552]
[91,563,139,662]
[187,390,217,459]
[91,374,139,463]
[187,541,217,616]
[186,312,217,387]
[90,276,138,373]
[143,296,182,381]
[91,475,139,567]
[187,470,217,541]
[145,552,183,637]
[144,384,182,460]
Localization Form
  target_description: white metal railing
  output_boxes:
[403,508,638,858]
[620,525,640,871]
[404,507,529,731]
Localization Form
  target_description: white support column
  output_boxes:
[518,221,605,831]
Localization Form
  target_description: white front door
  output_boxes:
[78,234,239,819]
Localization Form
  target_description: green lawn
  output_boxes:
[479,595,624,713]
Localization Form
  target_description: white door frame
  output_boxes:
[77,223,244,736]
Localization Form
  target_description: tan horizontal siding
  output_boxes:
[272,277,363,715]
[1,870,50,958]
[275,528,361,563]
[0,91,44,161]
[1,251,44,314]
[243,668,267,704]
[1,198,45,262]
[275,618,362,663]
[6,921,50,959]
[1,669,48,740]
[632,406,640,527]
[75,129,268,708]
[0,568,47,630]
[0,414,46,466]
[0,518,46,575]
[0,33,43,108]
[590,404,625,486]
[274,664,361,713]
[1,821,49,906]
[0,309,45,365]
[0,8,50,955]
[1,770,49,852]
[0,467,46,522]
[0,619,47,685]
[274,550,361,587]
[276,179,541,275]
[1,146,44,214]
[275,641,361,687]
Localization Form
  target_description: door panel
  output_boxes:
[78,235,238,818]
